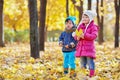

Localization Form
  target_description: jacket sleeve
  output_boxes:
[59,32,64,44]
[84,26,98,41]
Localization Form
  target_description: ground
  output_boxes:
[0,42,120,80]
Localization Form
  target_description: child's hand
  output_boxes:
[59,41,63,47]
[59,43,63,47]
[70,42,75,48]
[77,36,80,41]
[77,34,84,40]
[65,45,69,48]
[80,34,84,39]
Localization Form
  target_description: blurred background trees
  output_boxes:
[96,0,104,44]
[66,0,69,17]
[71,0,83,21]
[0,0,119,49]
[0,0,5,47]
[88,0,92,10]
[114,0,119,48]
[39,0,47,51]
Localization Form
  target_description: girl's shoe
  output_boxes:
[89,70,95,77]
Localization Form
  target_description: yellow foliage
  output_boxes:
[4,0,29,30]
[0,42,120,80]
[28,57,35,64]
[58,77,71,80]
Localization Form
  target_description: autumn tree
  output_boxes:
[96,0,104,44]
[71,0,83,21]
[46,0,66,31]
[28,0,39,58]
[66,0,69,17]
[114,0,119,48]
[0,0,5,47]
[88,0,92,10]
[39,0,47,51]
[4,0,29,31]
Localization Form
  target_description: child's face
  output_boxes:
[65,20,73,30]
[82,14,90,24]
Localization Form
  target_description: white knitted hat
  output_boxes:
[72,10,97,37]
[77,10,97,26]
[83,10,97,22]
[82,10,97,34]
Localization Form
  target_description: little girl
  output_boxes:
[73,10,99,77]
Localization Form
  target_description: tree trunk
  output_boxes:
[28,0,39,59]
[71,0,83,21]
[79,0,83,21]
[39,0,47,51]
[96,0,100,25]
[66,0,69,17]
[45,26,47,42]
[114,0,119,48]
[96,0,104,44]
[88,0,92,10]
[96,0,101,43]
[100,0,104,44]
[0,0,5,47]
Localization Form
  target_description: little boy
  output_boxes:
[59,16,77,77]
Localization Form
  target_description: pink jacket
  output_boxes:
[75,21,98,59]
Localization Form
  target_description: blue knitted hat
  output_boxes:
[65,16,76,25]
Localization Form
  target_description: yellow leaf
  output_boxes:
[75,29,83,37]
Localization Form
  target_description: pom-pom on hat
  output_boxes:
[65,16,76,25]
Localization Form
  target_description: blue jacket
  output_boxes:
[59,31,77,52]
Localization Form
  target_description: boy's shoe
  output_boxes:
[70,69,76,78]
[64,71,68,74]
[64,68,68,74]
[89,70,95,77]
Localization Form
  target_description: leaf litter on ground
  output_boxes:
[0,42,120,80]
